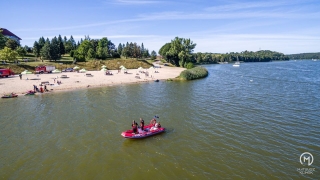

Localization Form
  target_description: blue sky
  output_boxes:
[2,0,320,54]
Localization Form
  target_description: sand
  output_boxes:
[0,65,185,96]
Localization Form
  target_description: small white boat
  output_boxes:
[232,56,240,67]
[233,61,240,67]
[233,57,240,67]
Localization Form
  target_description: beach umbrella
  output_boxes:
[73,66,80,70]
[79,68,87,73]
[21,70,32,75]
[52,69,61,73]
[149,66,155,70]
[138,67,143,70]
[101,65,107,68]
[119,65,125,69]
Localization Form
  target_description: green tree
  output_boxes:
[0,30,8,49]
[96,37,108,59]
[58,35,65,56]
[74,40,92,61]
[162,37,196,67]
[151,50,157,60]
[159,43,174,64]
[24,45,31,53]
[5,39,19,50]
[40,40,51,60]
[117,43,123,56]
[87,48,96,60]
[141,43,145,58]
[50,36,61,61]
[16,46,27,59]
[0,47,18,62]
[33,41,41,60]
[143,49,150,58]
[38,37,45,49]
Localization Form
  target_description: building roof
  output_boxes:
[0,28,22,40]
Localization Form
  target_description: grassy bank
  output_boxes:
[178,66,208,80]
[0,58,154,74]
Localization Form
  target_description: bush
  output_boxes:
[179,66,208,80]
[186,62,194,69]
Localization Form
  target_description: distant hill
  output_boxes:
[287,52,320,60]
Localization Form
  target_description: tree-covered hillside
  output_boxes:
[287,52,320,60]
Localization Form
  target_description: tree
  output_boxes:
[0,47,18,62]
[24,45,32,53]
[58,35,65,56]
[16,46,27,59]
[160,37,196,67]
[74,40,92,61]
[5,39,19,50]
[40,40,51,60]
[132,43,141,58]
[143,49,150,58]
[0,30,8,49]
[196,52,203,63]
[96,37,108,59]
[159,43,173,63]
[107,40,116,56]
[38,37,45,49]
[41,43,51,60]
[87,48,96,60]
[117,43,123,56]
[50,36,61,61]
[151,50,157,60]
[33,41,41,60]
[141,43,145,57]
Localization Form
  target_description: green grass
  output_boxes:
[0,58,154,74]
[1,53,176,74]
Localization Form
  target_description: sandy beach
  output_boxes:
[0,65,185,96]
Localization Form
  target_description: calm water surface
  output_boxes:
[0,60,319,179]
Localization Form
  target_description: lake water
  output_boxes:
[0,60,319,179]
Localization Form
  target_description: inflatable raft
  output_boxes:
[1,94,18,98]
[121,124,165,139]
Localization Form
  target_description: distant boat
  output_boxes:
[233,56,240,67]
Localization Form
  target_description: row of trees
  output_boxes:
[287,52,320,60]
[32,35,157,61]
[159,37,289,66]
[193,50,289,64]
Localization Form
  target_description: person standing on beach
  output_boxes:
[19,74,22,80]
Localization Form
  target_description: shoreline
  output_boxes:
[0,65,185,96]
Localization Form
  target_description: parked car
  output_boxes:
[62,68,74,72]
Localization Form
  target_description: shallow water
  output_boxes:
[0,60,319,179]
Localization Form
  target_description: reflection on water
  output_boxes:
[0,60,319,179]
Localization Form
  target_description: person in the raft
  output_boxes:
[150,122,161,131]
[140,118,145,130]
[132,121,138,134]
[132,120,136,127]
[150,118,156,126]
